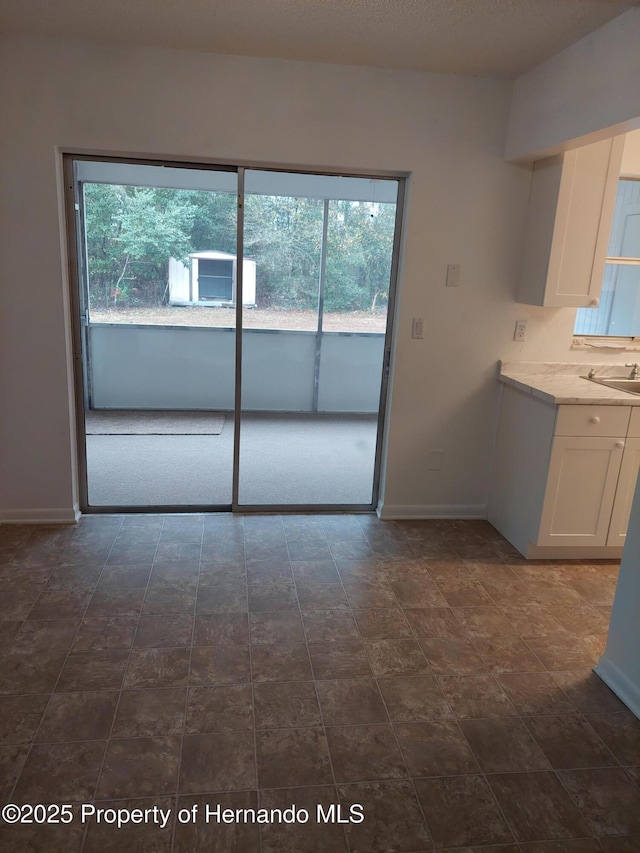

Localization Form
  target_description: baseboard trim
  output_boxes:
[526,543,623,559]
[0,505,80,525]
[377,503,486,520]
[594,657,640,720]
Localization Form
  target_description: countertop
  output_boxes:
[498,362,640,406]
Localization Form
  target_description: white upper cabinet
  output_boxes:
[517,136,625,307]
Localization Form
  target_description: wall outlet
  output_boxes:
[514,320,527,342]
[411,317,424,339]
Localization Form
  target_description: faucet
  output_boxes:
[625,363,639,379]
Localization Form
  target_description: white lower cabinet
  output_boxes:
[537,436,624,547]
[608,437,640,546]
[488,387,640,558]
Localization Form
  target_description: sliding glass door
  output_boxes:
[68,158,402,512]
[237,170,401,509]
[69,159,238,510]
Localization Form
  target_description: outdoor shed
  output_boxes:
[168,250,256,307]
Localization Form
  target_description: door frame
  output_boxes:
[63,152,406,514]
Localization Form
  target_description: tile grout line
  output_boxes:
[283,519,351,853]
[350,522,438,853]
[244,515,264,853]
[79,516,163,852]
[454,549,631,793]
[1,516,633,851]
[386,527,546,851]
[7,515,126,851]
[168,516,206,853]
[427,536,539,848]
[450,540,612,848]
[446,539,600,848]
[7,519,127,743]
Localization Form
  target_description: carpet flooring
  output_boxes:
[85,413,378,507]
[86,410,226,435]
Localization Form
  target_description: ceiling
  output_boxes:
[1,0,637,79]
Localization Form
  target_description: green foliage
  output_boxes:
[244,195,324,309]
[324,200,394,312]
[84,182,396,314]
[183,190,237,255]
[85,184,199,307]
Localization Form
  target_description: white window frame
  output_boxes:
[573,177,640,345]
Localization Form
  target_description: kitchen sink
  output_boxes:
[583,376,640,396]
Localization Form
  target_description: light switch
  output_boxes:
[411,317,424,339]
[446,264,460,287]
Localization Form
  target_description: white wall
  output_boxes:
[506,8,640,162]
[0,33,636,521]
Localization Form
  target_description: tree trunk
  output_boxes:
[113,254,131,307]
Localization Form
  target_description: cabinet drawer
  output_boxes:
[555,405,630,437]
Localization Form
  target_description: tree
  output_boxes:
[244,195,323,309]
[324,200,395,312]
[84,184,199,308]
[243,195,396,312]
[184,190,237,255]
[83,182,397,315]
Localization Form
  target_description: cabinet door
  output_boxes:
[537,436,624,547]
[607,437,640,546]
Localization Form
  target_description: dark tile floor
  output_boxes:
[0,513,639,852]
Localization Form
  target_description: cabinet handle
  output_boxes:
[591,298,600,307]
[615,441,625,449]
[589,416,601,424]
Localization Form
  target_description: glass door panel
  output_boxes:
[237,169,400,508]
[74,159,238,509]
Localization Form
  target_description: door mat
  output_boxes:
[86,410,226,435]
